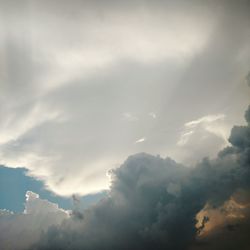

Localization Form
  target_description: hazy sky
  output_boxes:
[1,1,250,250]
[0,0,249,197]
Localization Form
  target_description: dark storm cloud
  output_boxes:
[30,101,250,250]
[32,154,198,250]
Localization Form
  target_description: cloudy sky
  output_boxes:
[0,0,250,249]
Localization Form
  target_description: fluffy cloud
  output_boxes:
[0,0,249,196]
[0,191,68,250]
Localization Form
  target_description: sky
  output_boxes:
[0,0,250,249]
[0,165,107,212]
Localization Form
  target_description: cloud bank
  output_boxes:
[0,88,250,250]
[15,104,248,250]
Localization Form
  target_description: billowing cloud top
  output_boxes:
[0,191,68,250]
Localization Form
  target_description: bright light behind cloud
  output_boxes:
[174,113,231,165]
[0,0,250,196]
[179,114,229,146]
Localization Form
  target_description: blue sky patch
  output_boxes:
[0,165,107,212]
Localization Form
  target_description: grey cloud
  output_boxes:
[32,154,198,250]
[191,193,250,250]
[244,105,250,124]
[30,101,250,250]
[246,72,250,86]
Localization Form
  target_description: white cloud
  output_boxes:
[135,137,146,144]
[177,131,194,146]
[178,114,230,147]
[24,191,67,215]
[0,103,62,145]
[174,113,231,164]
[0,191,68,250]
[185,114,226,127]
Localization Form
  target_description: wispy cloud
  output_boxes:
[149,112,157,119]
[122,112,138,122]
[177,114,229,146]
[135,137,146,143]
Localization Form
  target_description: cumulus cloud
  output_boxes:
[0,191,68,250]
[24,103,250,250]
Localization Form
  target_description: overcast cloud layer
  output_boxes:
[0,0,250,197]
